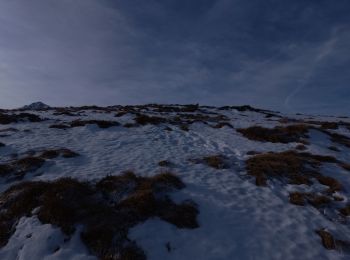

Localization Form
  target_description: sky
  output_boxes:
[0,0,349,115]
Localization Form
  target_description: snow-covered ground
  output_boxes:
[0,104,349,260]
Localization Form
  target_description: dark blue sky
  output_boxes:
[0,0,349,115]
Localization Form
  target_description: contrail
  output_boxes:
[284,36,338,112]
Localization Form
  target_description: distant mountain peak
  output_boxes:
[22,102,51,110]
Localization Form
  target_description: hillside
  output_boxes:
[0,104,350,260]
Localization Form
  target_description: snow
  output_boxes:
[0,217,95,260]
[21,102,51,111]
[0,106,350,259]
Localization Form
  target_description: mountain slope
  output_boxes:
[0,104,349,260]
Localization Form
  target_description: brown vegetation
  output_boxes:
[70,120,120,129]
[158,160,171,167]
[327,132,350,148]
[339,205,350,216]
[190,155,229,169]
[245,151,340,187]
[315,175,342,193]
[0,112,43,124]
[134,114,167,125]
[316,230,336,250]
[289,192,332,208]
[289,192,305,206]
[203,155,228,169]
[40,149,79,159]
[0,156,46,180]
[296,144,307,151]
[49,124,70,129]
[212,122,233,129]
[237,124,310,143]
[328,146,340,152]
[0,149,79,180]
[315,229,350,251]
[0,172,198,260]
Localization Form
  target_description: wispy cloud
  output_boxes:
[0,0,349,115]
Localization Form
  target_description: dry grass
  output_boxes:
[96,171,137,195]
[324,131,350,148]
[70,120,120,129]
[134,114,167,125]
[320,122,339,129]
[0,149,79,180]
[212,122,233,129]
[123,123,138,128]
[202,155,228,169]
[179,124,189,131]
[0,172,198,259]
[115,111,128,117]
[316,230,336,250]
[15,156,46,173]
[339,163,350,171]
[295,144,307,151]
[328,146,340,152]
[245,151,339,187]
[289,192,331,208]
[40,149,79,159]
[315,175,342,193]
[40,150,60,159]
[289,192,305,206]
[307,194,332,208]
[237,124,310,143]
[246,151,303,186]
[153,104,199,113]
[246,151,261,155]
[339,205,350,216]
[158,160,171,167]
[49,124,70,129]
[316,229,350,251]
[0,113,43,124]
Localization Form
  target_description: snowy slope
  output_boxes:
[0,105,350,260]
